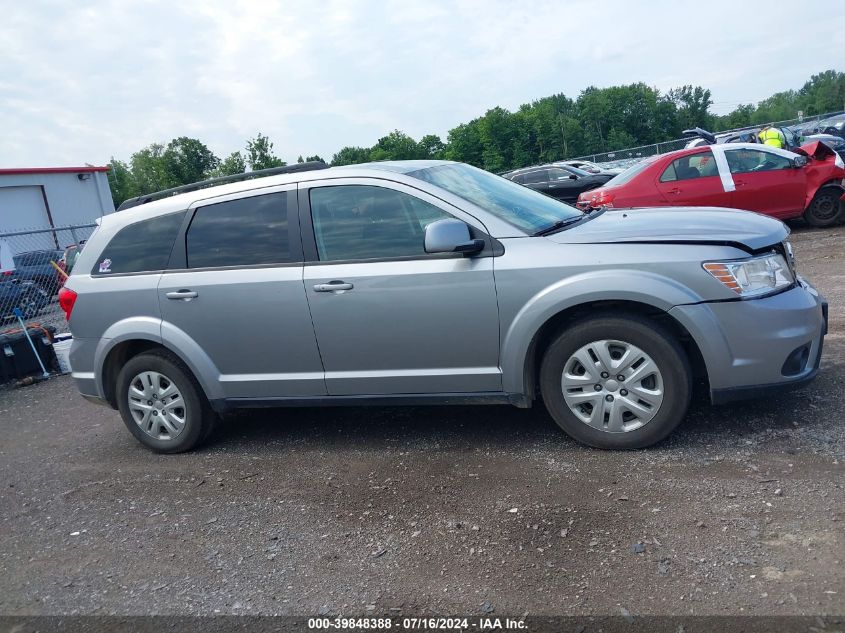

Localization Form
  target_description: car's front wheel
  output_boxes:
[540,314,691,449]
[804,186,844,227]
[116,350,217,453]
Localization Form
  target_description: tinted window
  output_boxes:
[93,212,185,275]
[725,149,792,174]
[310,185,452,261]
[548,168,576,181]
[187,193,291,268]
[523,170,548,184]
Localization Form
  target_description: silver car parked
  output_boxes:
[60,161,828,452]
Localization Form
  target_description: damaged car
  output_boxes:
[577,141,845,227]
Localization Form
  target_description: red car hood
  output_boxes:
[795,140,837,161]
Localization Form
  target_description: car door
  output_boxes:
[521,169,551,196]
[300,178,501,396]
[158,186,326,399]
[546,167,587,201]
[722,147,806,218]
[654,149,730,207]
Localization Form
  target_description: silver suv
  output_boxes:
[61,161,828,453]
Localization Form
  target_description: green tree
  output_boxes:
[161,136,220,185]
[444,121,484,166]
[418,134,446,158]
[668,85,714,131]
[210,151,246,177]
[369,130,423,161]
[331,146,371,166]
[246,133,286,170]
[128,143,173,194]
[106,158,138,206]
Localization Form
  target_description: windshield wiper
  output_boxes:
[532,216,584,236]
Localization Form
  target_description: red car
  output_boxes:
[577,141,845,227]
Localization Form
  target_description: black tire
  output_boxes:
[116,349,216,453]
[804,187,844,227]
[540,313,691,449]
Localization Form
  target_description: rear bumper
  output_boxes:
[670,277,827,404]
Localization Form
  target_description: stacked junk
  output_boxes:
[1,237,75,387]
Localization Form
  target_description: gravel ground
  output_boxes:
[0,224,843,619]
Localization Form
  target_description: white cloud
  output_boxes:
[0,0,840,167]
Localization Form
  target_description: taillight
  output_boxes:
[592,190,616,207]
[58,287,77,320]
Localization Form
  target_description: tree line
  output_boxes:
[107,70,844,205]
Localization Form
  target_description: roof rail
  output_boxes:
[116,161,329,211]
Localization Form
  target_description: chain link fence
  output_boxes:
[574,111,845,168]
[0,224,97,383]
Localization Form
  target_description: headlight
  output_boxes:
[703,253,794,297]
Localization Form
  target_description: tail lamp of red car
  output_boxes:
[589,190,616,208]
[58,287,77,321]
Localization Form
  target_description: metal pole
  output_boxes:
[12,308,50,379]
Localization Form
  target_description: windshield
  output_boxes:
[603,157,657,187]
[407,163,582,234]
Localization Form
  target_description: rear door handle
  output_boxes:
[734,180,746,187]
[314,281,353,293]
[166,289,198,300]
[667,187,681,195]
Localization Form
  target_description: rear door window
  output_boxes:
[186,193,292,268]
[92,212,185,275]
[660,150,716,182]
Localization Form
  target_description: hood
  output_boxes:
[547,207,788,251]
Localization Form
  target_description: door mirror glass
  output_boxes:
[424,219,484,255]
[793,155,809,168]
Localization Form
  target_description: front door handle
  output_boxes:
[314,281,353,293]
[166,289,198,300]
[667,187,681,195]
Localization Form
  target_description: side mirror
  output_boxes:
[569,174,577,180]
[793,155,809,168]
[424,219,484,255]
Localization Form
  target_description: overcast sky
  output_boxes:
[1,0,841,168]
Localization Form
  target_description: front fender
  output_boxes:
[500,270,704,394]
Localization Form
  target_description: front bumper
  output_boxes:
[669,277,827,405]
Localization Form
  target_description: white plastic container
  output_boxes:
[53,336,72,374]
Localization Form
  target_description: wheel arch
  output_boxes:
[97,324,222,408]
[509,299,708,405]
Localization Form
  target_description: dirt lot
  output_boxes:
[1,224,843,620]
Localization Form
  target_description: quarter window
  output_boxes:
[186,193,291,268]
[309,185,452,261]
[92,212,185,275]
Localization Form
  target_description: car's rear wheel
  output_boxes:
[540,314,691,449]
[804,187,844,227]
[116,350,216,453]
